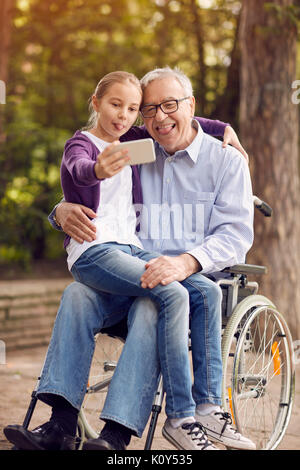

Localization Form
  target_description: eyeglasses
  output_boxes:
[140,96,190,118]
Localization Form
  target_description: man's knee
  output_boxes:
[62,281,89,299]
[59,282,103,326]
[62,282,100,306]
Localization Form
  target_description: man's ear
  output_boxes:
[190,96,196,116]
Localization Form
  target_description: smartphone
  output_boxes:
[115,138,156,165]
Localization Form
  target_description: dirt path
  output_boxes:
[1,344,300,451]
[1,271,299,451]
[0,345,173,451]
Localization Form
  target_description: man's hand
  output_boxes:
[140,254,201,288]
[55,202,97,244]
[223,126,249,163]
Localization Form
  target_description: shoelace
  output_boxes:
[214,411,238,435]
[181,422,212,449]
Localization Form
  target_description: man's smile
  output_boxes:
[155,122,176,135]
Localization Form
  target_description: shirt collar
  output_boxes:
[184,119,204,163]
[155,118,204,163]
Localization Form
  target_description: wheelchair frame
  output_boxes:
[141,263,295,450]
[76,261,295,451]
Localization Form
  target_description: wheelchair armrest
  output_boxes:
[222,264,267,276]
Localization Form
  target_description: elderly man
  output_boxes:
[4,67,254,451]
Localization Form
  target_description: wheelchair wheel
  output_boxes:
[221,295,295,450]
[77,333,124,448]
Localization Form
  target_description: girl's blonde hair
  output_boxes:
[83,71,142,130]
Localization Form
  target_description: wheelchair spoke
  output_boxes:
[78,333,124,443]
[222,297,294,450]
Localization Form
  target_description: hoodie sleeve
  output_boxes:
[195,117,229,136]
[62,136,100,187]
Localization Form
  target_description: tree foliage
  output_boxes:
[1,0,297,269]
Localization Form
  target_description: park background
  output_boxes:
[0,0,300,450]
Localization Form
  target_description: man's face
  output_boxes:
[141,76,196,154]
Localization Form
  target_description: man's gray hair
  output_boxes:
[140,66,193,97]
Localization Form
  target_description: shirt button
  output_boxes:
[167,157,172,163]
[166,178,170,184]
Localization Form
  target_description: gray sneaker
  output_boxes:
[196,409,256,450]
[162,419,219,450]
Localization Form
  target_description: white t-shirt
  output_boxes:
[66,131,143,270]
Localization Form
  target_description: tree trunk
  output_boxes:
[239,0,300,339]
[212,12,241,128]
[189,0,207,114]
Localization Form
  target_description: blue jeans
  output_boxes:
[37,256,222,436]
[101,273,223,436]
[62,243,194,419]
[36,282,134,410]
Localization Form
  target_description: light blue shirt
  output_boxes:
[138,120,254,274]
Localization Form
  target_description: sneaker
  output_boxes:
[196,409,256,450]
[162,419,219,450]
[3,421,76,450]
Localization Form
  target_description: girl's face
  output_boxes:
[92,81,141,142]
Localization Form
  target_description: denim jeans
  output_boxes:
[101,272,223,436]
[36,281,134,410]
[36,263,222,437]
[64,243,194,419]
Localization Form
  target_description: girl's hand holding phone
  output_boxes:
[94,141,130,179]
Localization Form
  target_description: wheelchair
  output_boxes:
[20,197,295,451]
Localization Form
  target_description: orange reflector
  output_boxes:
[228,387,235,425]
[272,341,281,376]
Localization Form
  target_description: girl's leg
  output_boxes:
[71,243,195,419]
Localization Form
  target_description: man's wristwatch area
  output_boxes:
[53,213,61,227]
